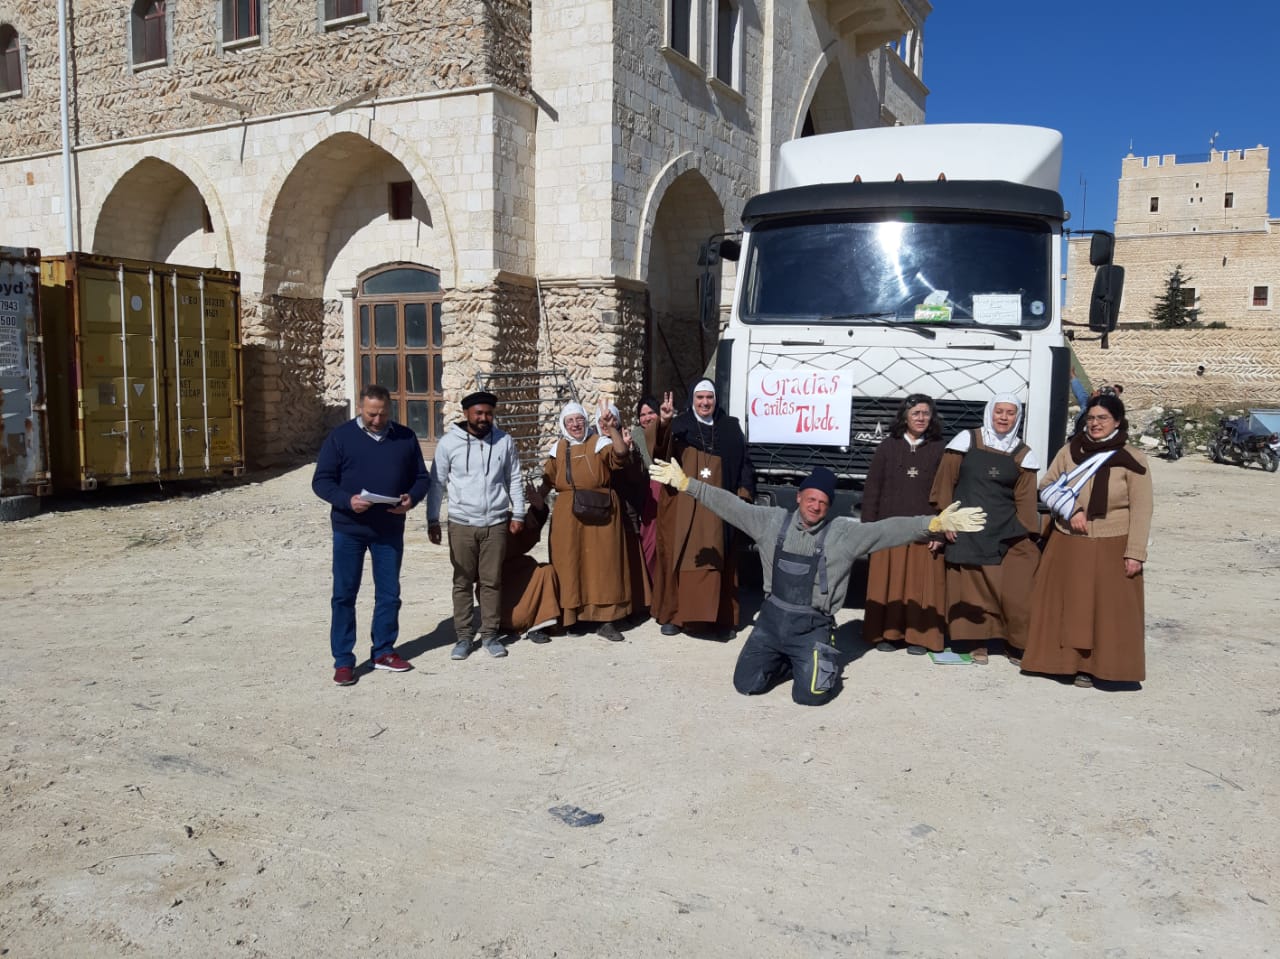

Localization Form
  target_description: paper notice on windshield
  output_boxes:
[359,489,402,505]
[973,294,1022,326]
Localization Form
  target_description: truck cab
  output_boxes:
[712,124,1122,514]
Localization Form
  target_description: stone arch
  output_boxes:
[795,50,854,140]
[88,152,233,268]
[257,113,456,298]
[642,162,726,395]
[634,151,703,283]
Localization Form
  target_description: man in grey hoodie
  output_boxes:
[428,391,527,660]
[650,460,985,705]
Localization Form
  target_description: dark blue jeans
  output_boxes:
[330,529,404,669]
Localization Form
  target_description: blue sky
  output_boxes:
[922,1,1279,230]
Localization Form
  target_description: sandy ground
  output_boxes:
[1,453,1277,958]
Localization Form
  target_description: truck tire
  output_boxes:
[1260,448,1279,473]
[0,495,41,522]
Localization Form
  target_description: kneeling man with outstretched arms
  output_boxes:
[649,460,985,705]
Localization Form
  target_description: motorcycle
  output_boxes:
[1159,414,1183,461]
[1209,417,1280,472]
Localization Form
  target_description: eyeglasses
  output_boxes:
[1085,415,1115,423]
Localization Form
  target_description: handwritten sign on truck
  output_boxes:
[747,369,851,445]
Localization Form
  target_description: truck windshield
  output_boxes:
[740,213,1054,330]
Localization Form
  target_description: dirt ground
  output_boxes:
[1,453,1277,958]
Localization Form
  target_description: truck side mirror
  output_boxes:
[1089,232,1115,267]
[719,238,741,262]
[1088,264,1124,333]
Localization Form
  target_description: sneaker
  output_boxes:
[450,639,475,661]
[660,623,681,636]
[598,622,625,642]
[1073,672,1094,688]
[372,653,413,672]
[875,641,896,652]
[481,636,508,658]
[333,666,357,686]
[526,630,551,644]
[907,645,928,656]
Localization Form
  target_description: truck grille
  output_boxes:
[749,397,987,482]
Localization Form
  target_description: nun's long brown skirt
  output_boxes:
[1022,531,1146,682]
[863,542,946,651]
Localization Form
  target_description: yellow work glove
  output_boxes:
[649,458,690,492]
[928,501,987,533]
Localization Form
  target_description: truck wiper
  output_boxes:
[819,313,938,339]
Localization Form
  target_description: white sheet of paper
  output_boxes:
[972,294,1022,326]
[359,489,402,505]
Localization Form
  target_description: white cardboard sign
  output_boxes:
[747,368,851,445]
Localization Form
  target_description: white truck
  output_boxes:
[706,123,1124,513]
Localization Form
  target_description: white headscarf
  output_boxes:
[548,402,589,456]
[945,393,1040,469]
[692,379,716,426]
[980,393,1023,453]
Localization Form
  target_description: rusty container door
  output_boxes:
[42,254,244,489]
[0,247,51,497]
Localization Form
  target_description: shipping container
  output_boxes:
[0,246,51,500]
[41,254,245,490]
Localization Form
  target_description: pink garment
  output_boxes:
[639,478,661,583]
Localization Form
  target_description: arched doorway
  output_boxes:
[354,264,445,454]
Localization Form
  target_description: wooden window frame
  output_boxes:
[355,266,445,450]
[130,0,170,69]
[0,24,22,97]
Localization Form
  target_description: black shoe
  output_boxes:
[598,622,625,642]
[875,641,895,652]
[660,623,681,636]
[526,629,551,644]
[907,644,928,655]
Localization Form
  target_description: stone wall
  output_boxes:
[440,275,540,402]
[537,279,648,420]
[241,292,342,465]
[1115,148,1269,236]
[1066,229,1280,331]
[0,0,532,156]
[1070,327,1280,411]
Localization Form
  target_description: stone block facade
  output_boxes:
[1,0,929,467]
[1064,143,1278,409]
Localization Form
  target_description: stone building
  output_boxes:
[0,0,930,465]
[1065,147,1280,408]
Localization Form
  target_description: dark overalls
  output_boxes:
[732,514,842,706]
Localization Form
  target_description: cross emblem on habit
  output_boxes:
[699,467,712,479]
[906,467,919,478]
[988,467,1001,478]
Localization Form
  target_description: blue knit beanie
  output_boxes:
[798,466,836,502]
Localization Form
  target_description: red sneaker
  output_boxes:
[333,666,357,686]
[372,653,413,673]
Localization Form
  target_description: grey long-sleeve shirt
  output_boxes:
[686,479,933,615]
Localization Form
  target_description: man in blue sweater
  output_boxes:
[313,384,430,686]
